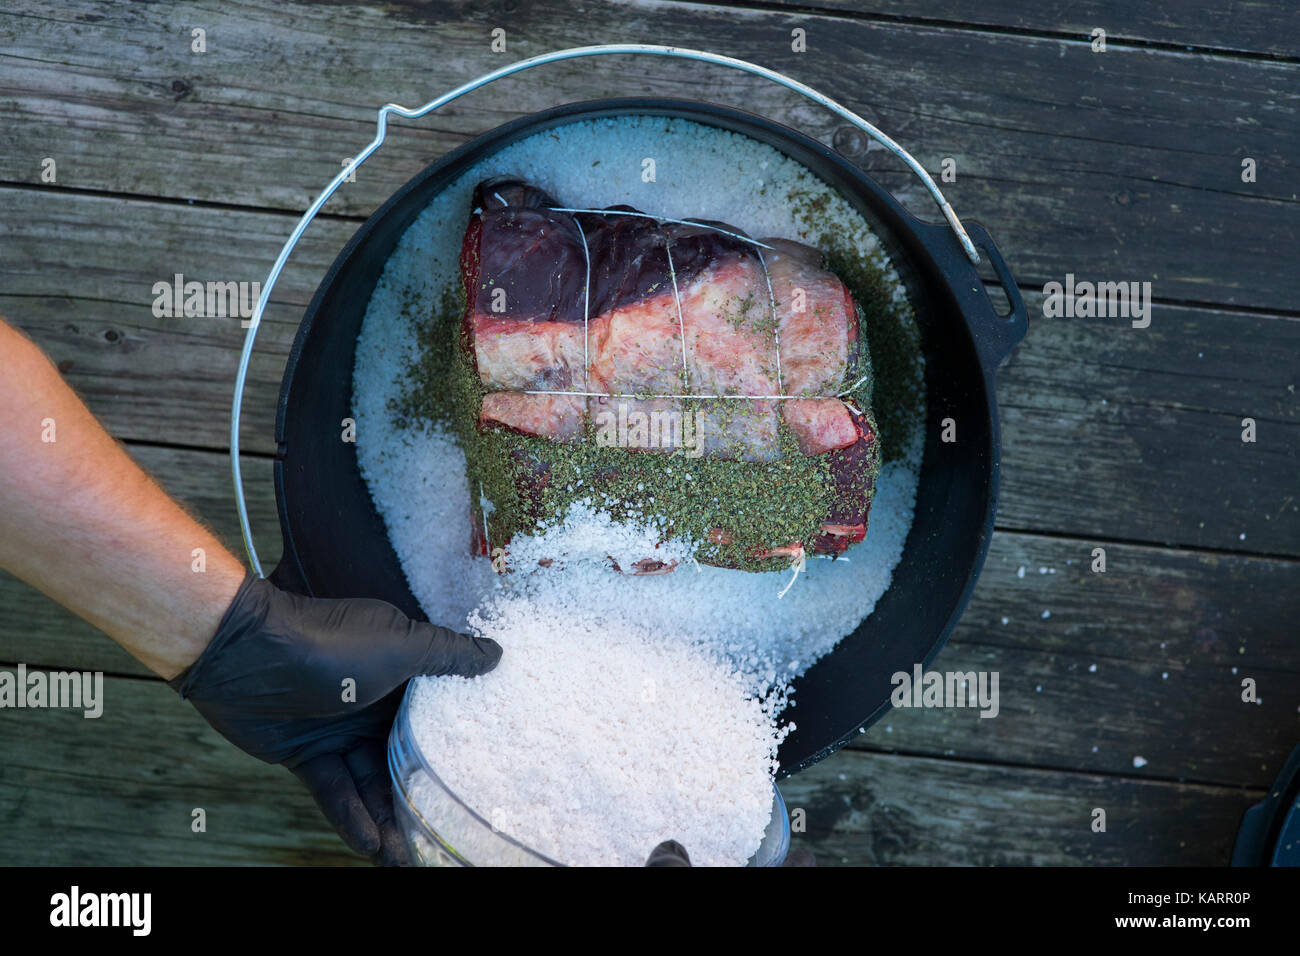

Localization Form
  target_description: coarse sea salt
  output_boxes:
[353,116,924,865]
[409,568,787,866]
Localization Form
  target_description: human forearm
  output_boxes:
[0,320,245,678]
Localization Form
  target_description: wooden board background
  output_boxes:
[1,0,1296,866]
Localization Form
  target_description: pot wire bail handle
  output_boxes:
[231,43,980,577]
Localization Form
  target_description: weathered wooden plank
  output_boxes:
[844,637,1300,791]
[846,529,1300,792]
[841,530,1300,790]
[0,189,355,456]
[722,0,1300,58]
[2,0,1296,309]
[967,533,1300,678]
[0,446,281,679]
[4,190,1296,552]
[995,291,1300,556]
[3,443,1295,789]
[0,672,360,865]
[781,749,1259,865]
[0,671,1257,865]
[1,0,1288,871]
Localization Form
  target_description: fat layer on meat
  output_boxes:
[466,180,867,460]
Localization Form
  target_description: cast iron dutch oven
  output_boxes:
[267,98,1027,775]
[1233,741,1300,865]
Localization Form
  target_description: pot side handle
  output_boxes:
[962,220,1028,374]
[908,216,1027,376]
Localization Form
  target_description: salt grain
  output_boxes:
[409,585,786,866]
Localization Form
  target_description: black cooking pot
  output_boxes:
[270,98,1026,775]
[1233,741,1300,865]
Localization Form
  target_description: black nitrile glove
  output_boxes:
[645,840,817,867]
[169,571,502,866]
[646,840,693,867]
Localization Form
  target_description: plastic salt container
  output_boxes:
[387,683,791,867]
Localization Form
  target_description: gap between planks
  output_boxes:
[0,659,1259,798]
[679,0,1300,64]
[839,742,1270,795]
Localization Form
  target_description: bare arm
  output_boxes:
[0,318,244,679]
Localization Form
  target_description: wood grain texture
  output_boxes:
[714,0,1300,58]
[781,749,1260,866]
[0,673,360,865]
[1,0,1296,308]
[845,586,1300,791]
[0,189,354,458]
[994,291,1300,556]
[0,672,1259,866]
[0,0,1292,868]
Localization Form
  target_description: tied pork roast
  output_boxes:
[454,176,880,573]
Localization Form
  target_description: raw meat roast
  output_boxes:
[456,176,880,572]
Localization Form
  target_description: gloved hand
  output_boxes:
[645,840,692,867]
[645,839,817,867]
[168,571,502,866]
